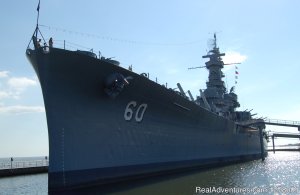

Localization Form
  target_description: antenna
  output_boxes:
[29,0,46,49]
[207,31,222,50]
[213,33,217,48]
[35,0,41,39]
[188,66,206,70]
[36,0,40,26]
[223,62,241,66]
[207,38,215,51]
[188,62,241,70]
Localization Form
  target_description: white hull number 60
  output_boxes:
[124,101,148,122]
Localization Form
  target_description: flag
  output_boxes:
[37,0,40,11]
[235,65,239,85]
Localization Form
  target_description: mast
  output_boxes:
[202,33,226,97]
[30,0,46,49]
[188,34,241,116]
[201,34,240,115]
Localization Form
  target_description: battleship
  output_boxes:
[26,23,268,191]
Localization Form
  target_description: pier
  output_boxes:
[270,133,300,153]
[237,118,300,154]
[263,119,300,153]
[0,158,48,177]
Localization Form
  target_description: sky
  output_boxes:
[0,0,300,157]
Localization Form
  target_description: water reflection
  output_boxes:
[55,152,300,195]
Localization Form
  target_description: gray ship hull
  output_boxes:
[26,47,267,192]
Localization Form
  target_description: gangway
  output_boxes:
[264,119,300,129]
[237,118,300,129]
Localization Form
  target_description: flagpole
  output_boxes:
[36,0,40,38]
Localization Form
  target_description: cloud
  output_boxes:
[222,51,247,72]
[0,91,10,100]
[0,71,43,115]
[0,76,38,100]
[0,71,9,78]
[222,51,247,64]
[0,105,45,115]
[7,77,37,90]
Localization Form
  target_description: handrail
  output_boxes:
[27,37,186,100]
[0,160,48,170]
[268,132,300,135]
[53,39,92,51]
[264,119,300,126]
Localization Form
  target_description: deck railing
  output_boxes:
[264,119,300,126]
[0,160,48,170]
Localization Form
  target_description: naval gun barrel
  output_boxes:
[177,83,186,97]
[187,90,195,101]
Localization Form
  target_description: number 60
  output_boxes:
[124,101,148,122]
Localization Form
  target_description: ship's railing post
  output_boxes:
[10,157,13,170]
[45,156,48,166]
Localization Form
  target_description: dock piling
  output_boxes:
[259,127,265,161]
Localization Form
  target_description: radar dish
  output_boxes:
[207,38,216,51]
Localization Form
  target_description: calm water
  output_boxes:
[0,152,299,195]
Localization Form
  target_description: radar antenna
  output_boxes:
[207,32,220,51]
